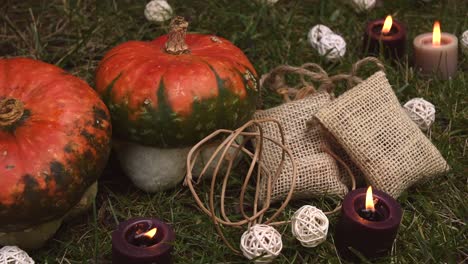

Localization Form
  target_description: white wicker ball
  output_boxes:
[315,34,346,61]
[308,25,333,49]
[291,205,329,248]
[307,25,346,61]
[0,246,34,264]
[403,98,436,131]
[350,0,376,12]
[144,0,173,22]
[461,30,468,56]
[240,224,283,263]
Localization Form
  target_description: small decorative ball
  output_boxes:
[315,34,347,61]
[0,246,34,264]
[461,30,468,56]
[291,205,329,248]
[350,0,376,12]
[240,224,283,263]
[403,98,436,131]
[307,25,333,49]
[144,0,173,22]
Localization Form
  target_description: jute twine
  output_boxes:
[259,57,382,99]
[0,98,24,127]
[185,119,297,254]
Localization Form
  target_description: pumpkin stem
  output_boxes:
[165,16,190,55]
[0,97,24,127]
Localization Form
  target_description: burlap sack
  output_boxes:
[253,91,348,203]
[313,71,449,198]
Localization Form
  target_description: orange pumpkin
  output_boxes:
[95,17,258,147]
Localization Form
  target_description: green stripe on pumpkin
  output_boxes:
[102,66,258,148]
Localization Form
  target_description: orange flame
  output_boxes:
[365,186,375,212]
[433,21,441,46]
[382,15,393,34]
[142,227,157,239]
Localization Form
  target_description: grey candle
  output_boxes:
[413,21,458,79]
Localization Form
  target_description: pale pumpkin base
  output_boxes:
[64,181,98,221]
[114,139,241,192]
[0,181,98,249]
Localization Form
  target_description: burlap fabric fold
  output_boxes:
[253,66,349,203]
[313,71,449,197]
[253,58,354,202]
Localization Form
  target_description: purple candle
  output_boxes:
[334,187,403,261]
[363,15,407,60]
[112,217,175,264]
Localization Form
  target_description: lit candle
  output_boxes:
[413,21,458,79]
[334,186,403,261]
[363,15,407,60]
[112,217,175,264]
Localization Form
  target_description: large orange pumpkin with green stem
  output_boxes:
[0,58,111,233]
[95,17,258,147]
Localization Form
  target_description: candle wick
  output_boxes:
[134,227,155,240]
[380,30,390,37]
[134,232,146,239]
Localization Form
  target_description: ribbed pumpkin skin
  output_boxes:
[95,34,258,147]
[0,58,112,232]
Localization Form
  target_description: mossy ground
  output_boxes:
[1,0,466,263]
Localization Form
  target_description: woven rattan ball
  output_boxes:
[308,25,333,49]
[351,0,376,12]
[144,0,173,22]
[461,30,468,56]
[403,98,436,131]
[0,246,34,264]
[240,224,283,263]
[316,34,346,61]
[291,205,329,247]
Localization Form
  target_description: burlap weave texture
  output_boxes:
[253,91,348,203]
[314,71,449,197]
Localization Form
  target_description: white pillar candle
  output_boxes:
[413,21,458,80]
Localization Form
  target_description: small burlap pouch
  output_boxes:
[252,63,350,203]
[313,69,449,198]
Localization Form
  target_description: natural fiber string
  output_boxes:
[185,119,297,254]
[260,57,385,102]
[0,98,24,127]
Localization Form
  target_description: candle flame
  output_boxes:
[433,21,441,46]
[365,186,375,212]
[382,15,393,34]
[142,227,157,239]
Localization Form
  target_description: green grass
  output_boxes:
[1,0,467,263]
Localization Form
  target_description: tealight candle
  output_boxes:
[112,217,175,264]
[363,15,407,60]
[334,187,403,261]
[413,21,458,79]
